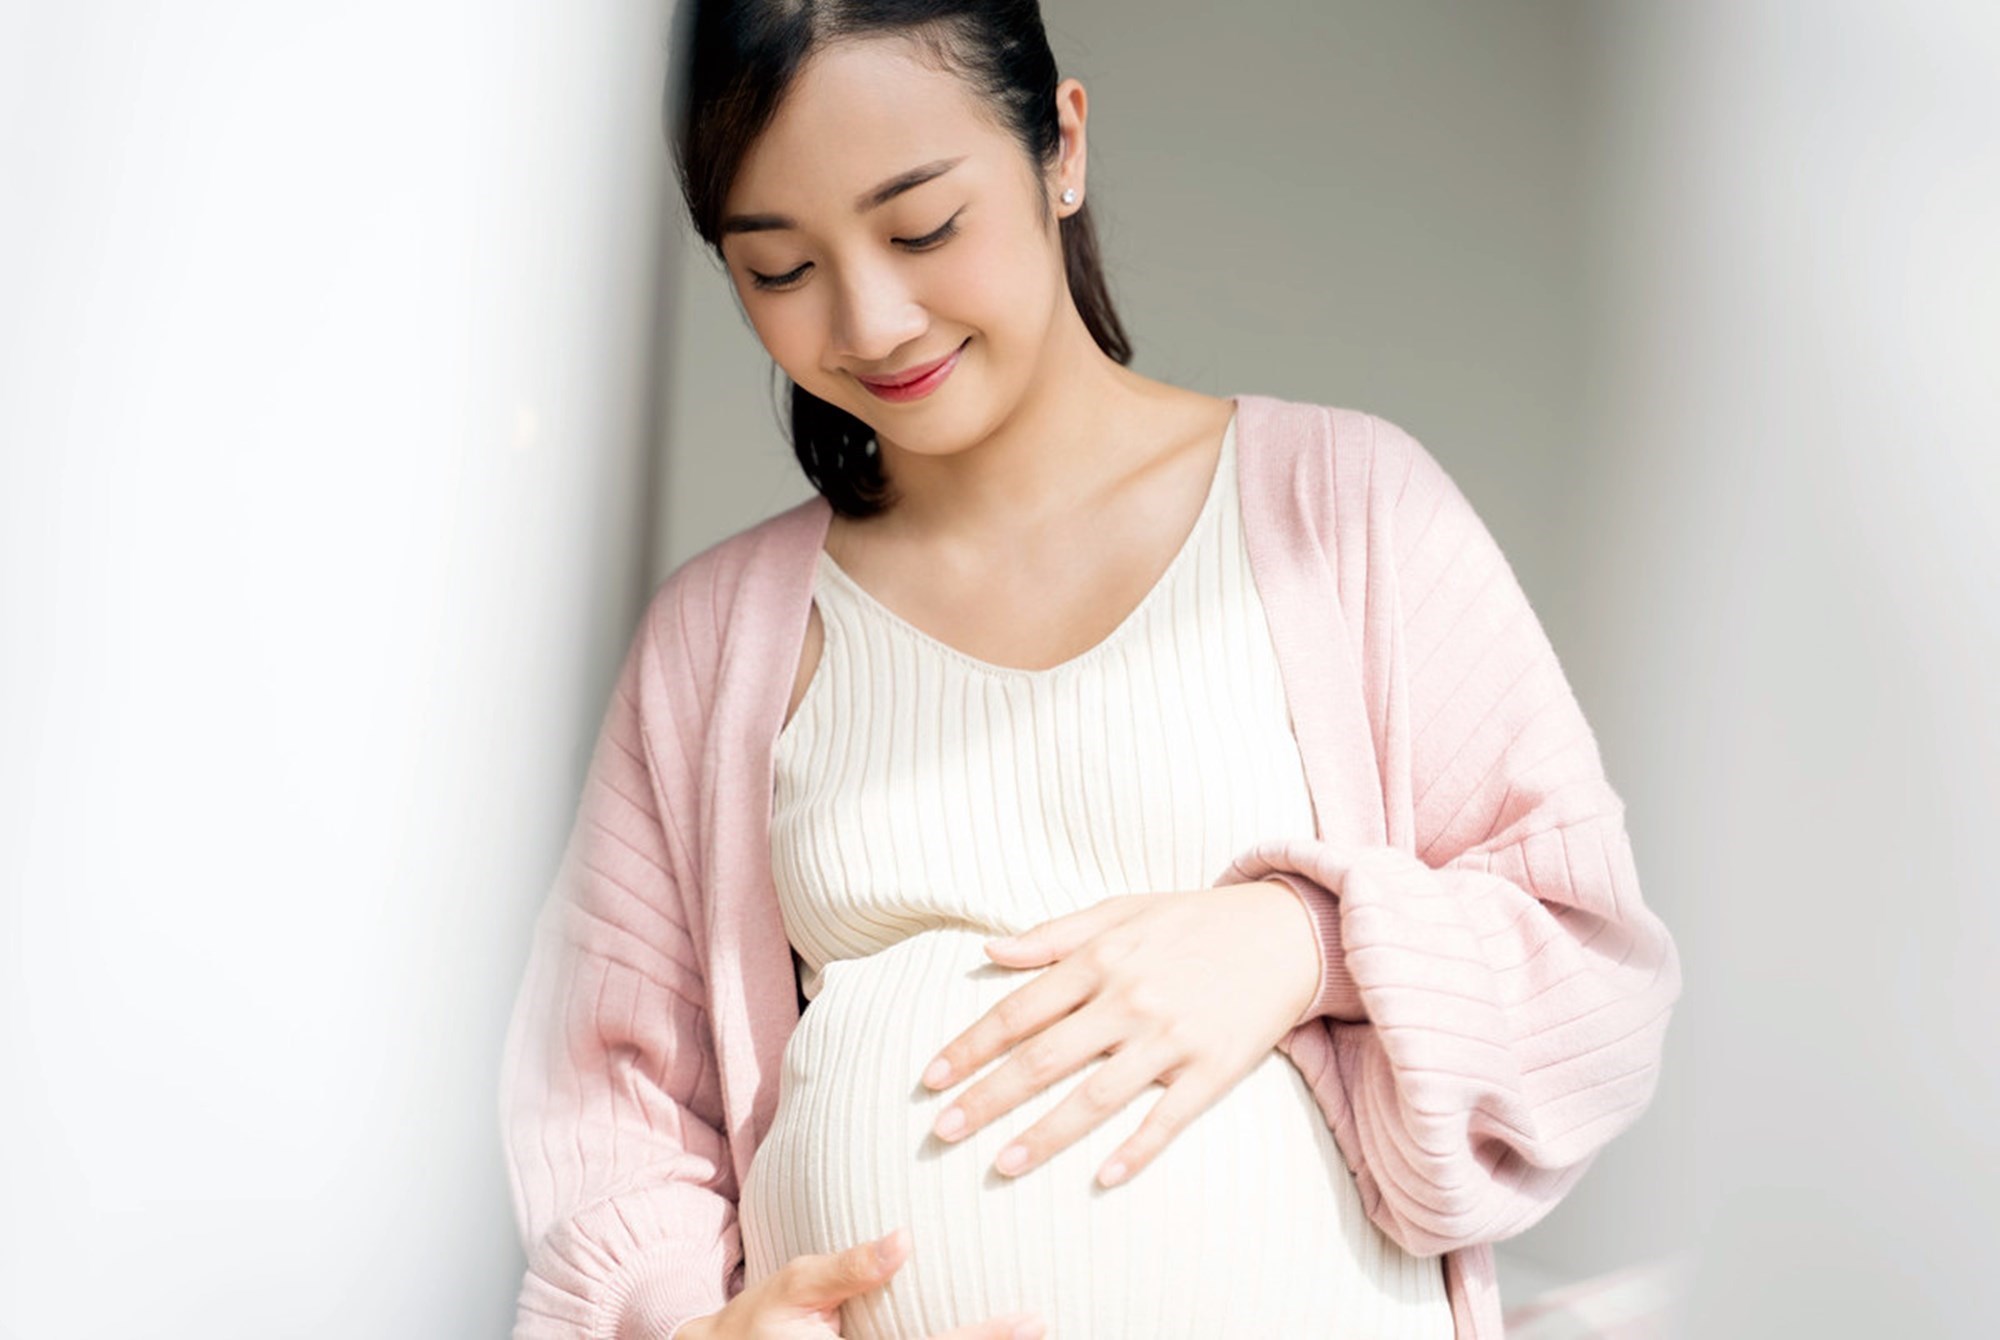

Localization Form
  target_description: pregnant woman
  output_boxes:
[499,3,1683,1338]
[740,403,1448,1340]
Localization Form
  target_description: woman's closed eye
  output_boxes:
[747,209,964,292]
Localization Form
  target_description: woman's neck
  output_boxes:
[865,321,1194,551]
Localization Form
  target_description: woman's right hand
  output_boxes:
[677,1226,1046,1340]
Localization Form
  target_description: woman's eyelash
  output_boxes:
[749,264,809,292]
[748,211,962,291]
[901,214,961,250]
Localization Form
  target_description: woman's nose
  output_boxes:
[831,269,927,365]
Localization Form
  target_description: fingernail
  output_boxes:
[934,1106,966,1140]
[1098,1158,1129,1187]
[875,1227,901,1267]
[996,1143,1029,1174]
[1011,1318,1045,1340]
[922,1057,951,1088]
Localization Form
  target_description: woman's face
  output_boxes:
[718,36,1079,459]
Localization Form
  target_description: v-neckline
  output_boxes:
[814,407,1237,680]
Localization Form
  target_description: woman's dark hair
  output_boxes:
[667,0,1133,518]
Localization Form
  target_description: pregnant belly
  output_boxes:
[738,928,1451,1339]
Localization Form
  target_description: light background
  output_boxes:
[2,2,1995,1336]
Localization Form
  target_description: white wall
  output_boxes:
[0,3,678,1336]
[1574,2,2000,1333]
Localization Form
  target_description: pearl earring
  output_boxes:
[1061,188,1077,206]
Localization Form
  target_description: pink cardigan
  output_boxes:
[498,393,1683,1339]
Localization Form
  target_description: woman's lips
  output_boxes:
[857,338,968,402]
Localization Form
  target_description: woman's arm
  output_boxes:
[1226,413,1683,1258]
[499,584,741,1339]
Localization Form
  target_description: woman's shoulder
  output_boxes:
[635,492,827,660]
[1232,391,1450,527]
[1234,389,1427,460]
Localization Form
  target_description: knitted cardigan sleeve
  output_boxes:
[1223,412,1683,1258]
[498,573,741,1340]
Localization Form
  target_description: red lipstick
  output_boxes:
[856,337,968,402]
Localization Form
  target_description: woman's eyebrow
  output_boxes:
[722,156,965,236]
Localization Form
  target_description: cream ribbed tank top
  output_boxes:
[739,413,1452,1338]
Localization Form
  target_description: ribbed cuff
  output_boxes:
[1265,872,1367,1024]
[595,1238,733,1340]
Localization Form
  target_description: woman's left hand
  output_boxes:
[916,880,1323,1189]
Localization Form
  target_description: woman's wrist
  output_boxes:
[1262,873,1365,1024]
